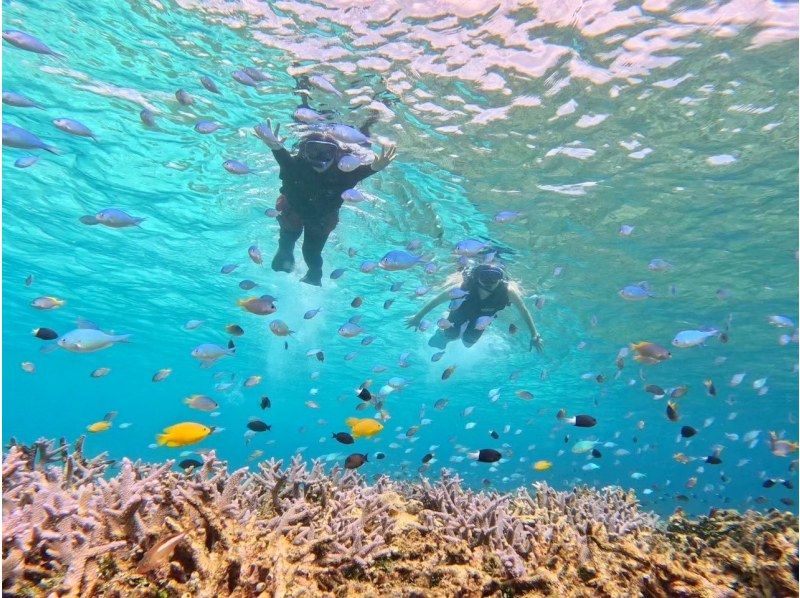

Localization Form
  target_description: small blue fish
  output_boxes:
[80,208,145,228]
[379,250,422,271]
[619,283,654,301]
[200,76,221,94]
[304,308,322,320]
[2,30,64,57]
[3,92,42,109]
[53,118,96,140]
[232,70,258,87]
[140,109,156,128]
[195,120,221,134]
[2,123,60,154]
[175,89,194,105]
[221,264,239,274]
[330,268,346,280]
[360,260,378,273]
[308,74,342,98]
[243,67,270,82]
[337,155,363,173]
[223,160,251,174]
[493,211,523,224]
[14,156,39,168]
[338,322,363,338]
[454,239,488,256]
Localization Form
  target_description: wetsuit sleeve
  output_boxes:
[271,148,294,170]
[348,165,378,184]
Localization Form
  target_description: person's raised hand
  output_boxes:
[371,145,397,171]
[530,333,544,353]
[405,314,421,330]
[254,119,286,150]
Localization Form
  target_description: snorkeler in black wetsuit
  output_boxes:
[406,264,544,351]
[255,120,396,286]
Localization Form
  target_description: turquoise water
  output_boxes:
[3,0,798,518]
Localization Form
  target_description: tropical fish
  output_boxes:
[135,533,187,575]
[31,296,65,310]
[175,89,194,105]
[152,368,172,382]
[769,432,798,457]
[156,422,213,447]
[345,417,383,438]
[454,239,488,256]
[53,118,96,140]
[556,410,596,427]
[244,375,261,388]
[441,366,457,380]
[184,395,218,412]
[3,91,42,108]
[238,295,277,315]
[226,324,245,336]
[338,322,363,338]
[58,329,131,353]
[232,70,258,86]
[90,367,111,378]
[345,453,368,469]
[200,76,220,94]
[190,341,234,364]
[269,320,294,337]
[630,341,671,364]
[87,420,112,433]
[338,154,363,172]
[469,449,501,463]
[2,30,64,57]
[2,123,60,153]
[224,160,251,174]
[309,74,343,98]
[81,208,145,228]
[195,120,222,134]
[672,329,718,348]
[32,327,59,340]
[333,432,354,444]
[619,283,654,300]
[571,440,598,454]
[379,250,422,271]
[247,419,270,432]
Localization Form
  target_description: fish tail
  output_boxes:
[43,144,62,155]
[115,334,132,343]
[228,339,236,353]
[156,434,168,446]
[364,453,368,462]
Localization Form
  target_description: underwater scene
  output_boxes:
[2,0,799,595]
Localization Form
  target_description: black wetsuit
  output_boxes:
[271,149,375,280]
[442,275,510,345]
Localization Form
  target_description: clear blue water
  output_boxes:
[3,0,798,518]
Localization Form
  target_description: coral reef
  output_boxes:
[2,437,798,597]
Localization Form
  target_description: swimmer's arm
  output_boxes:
[508,288,543,352]
[405,288,453,328]
[271,148,293,169]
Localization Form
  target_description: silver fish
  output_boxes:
[2,30,63,57]
[3,91,42,109]
[53,118,96,140]
[224,160,251,174]
[175,89,194,105]
[232,70,258,87]
[195,120,221,134]
[308,74,342,97]
[58,329,131,353]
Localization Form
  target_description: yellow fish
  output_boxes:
[156,422,213,447]
[630,341,671,365]
[87,421,112,433]
[345,417,383,439]
[533,460,552,471]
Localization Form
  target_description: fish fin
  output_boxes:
[79,215,100,225]
[76,316,99,329]
[364,453,368,462]
[156,434,168,446]
[228,339,236,353]
[40,342,59,354]
[43,144,63,155]
[199,360,214,369]
[115,334,132,343]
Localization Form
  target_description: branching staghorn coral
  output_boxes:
[2,438,796,598]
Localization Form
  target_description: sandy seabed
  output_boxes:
[2,437,797,597]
